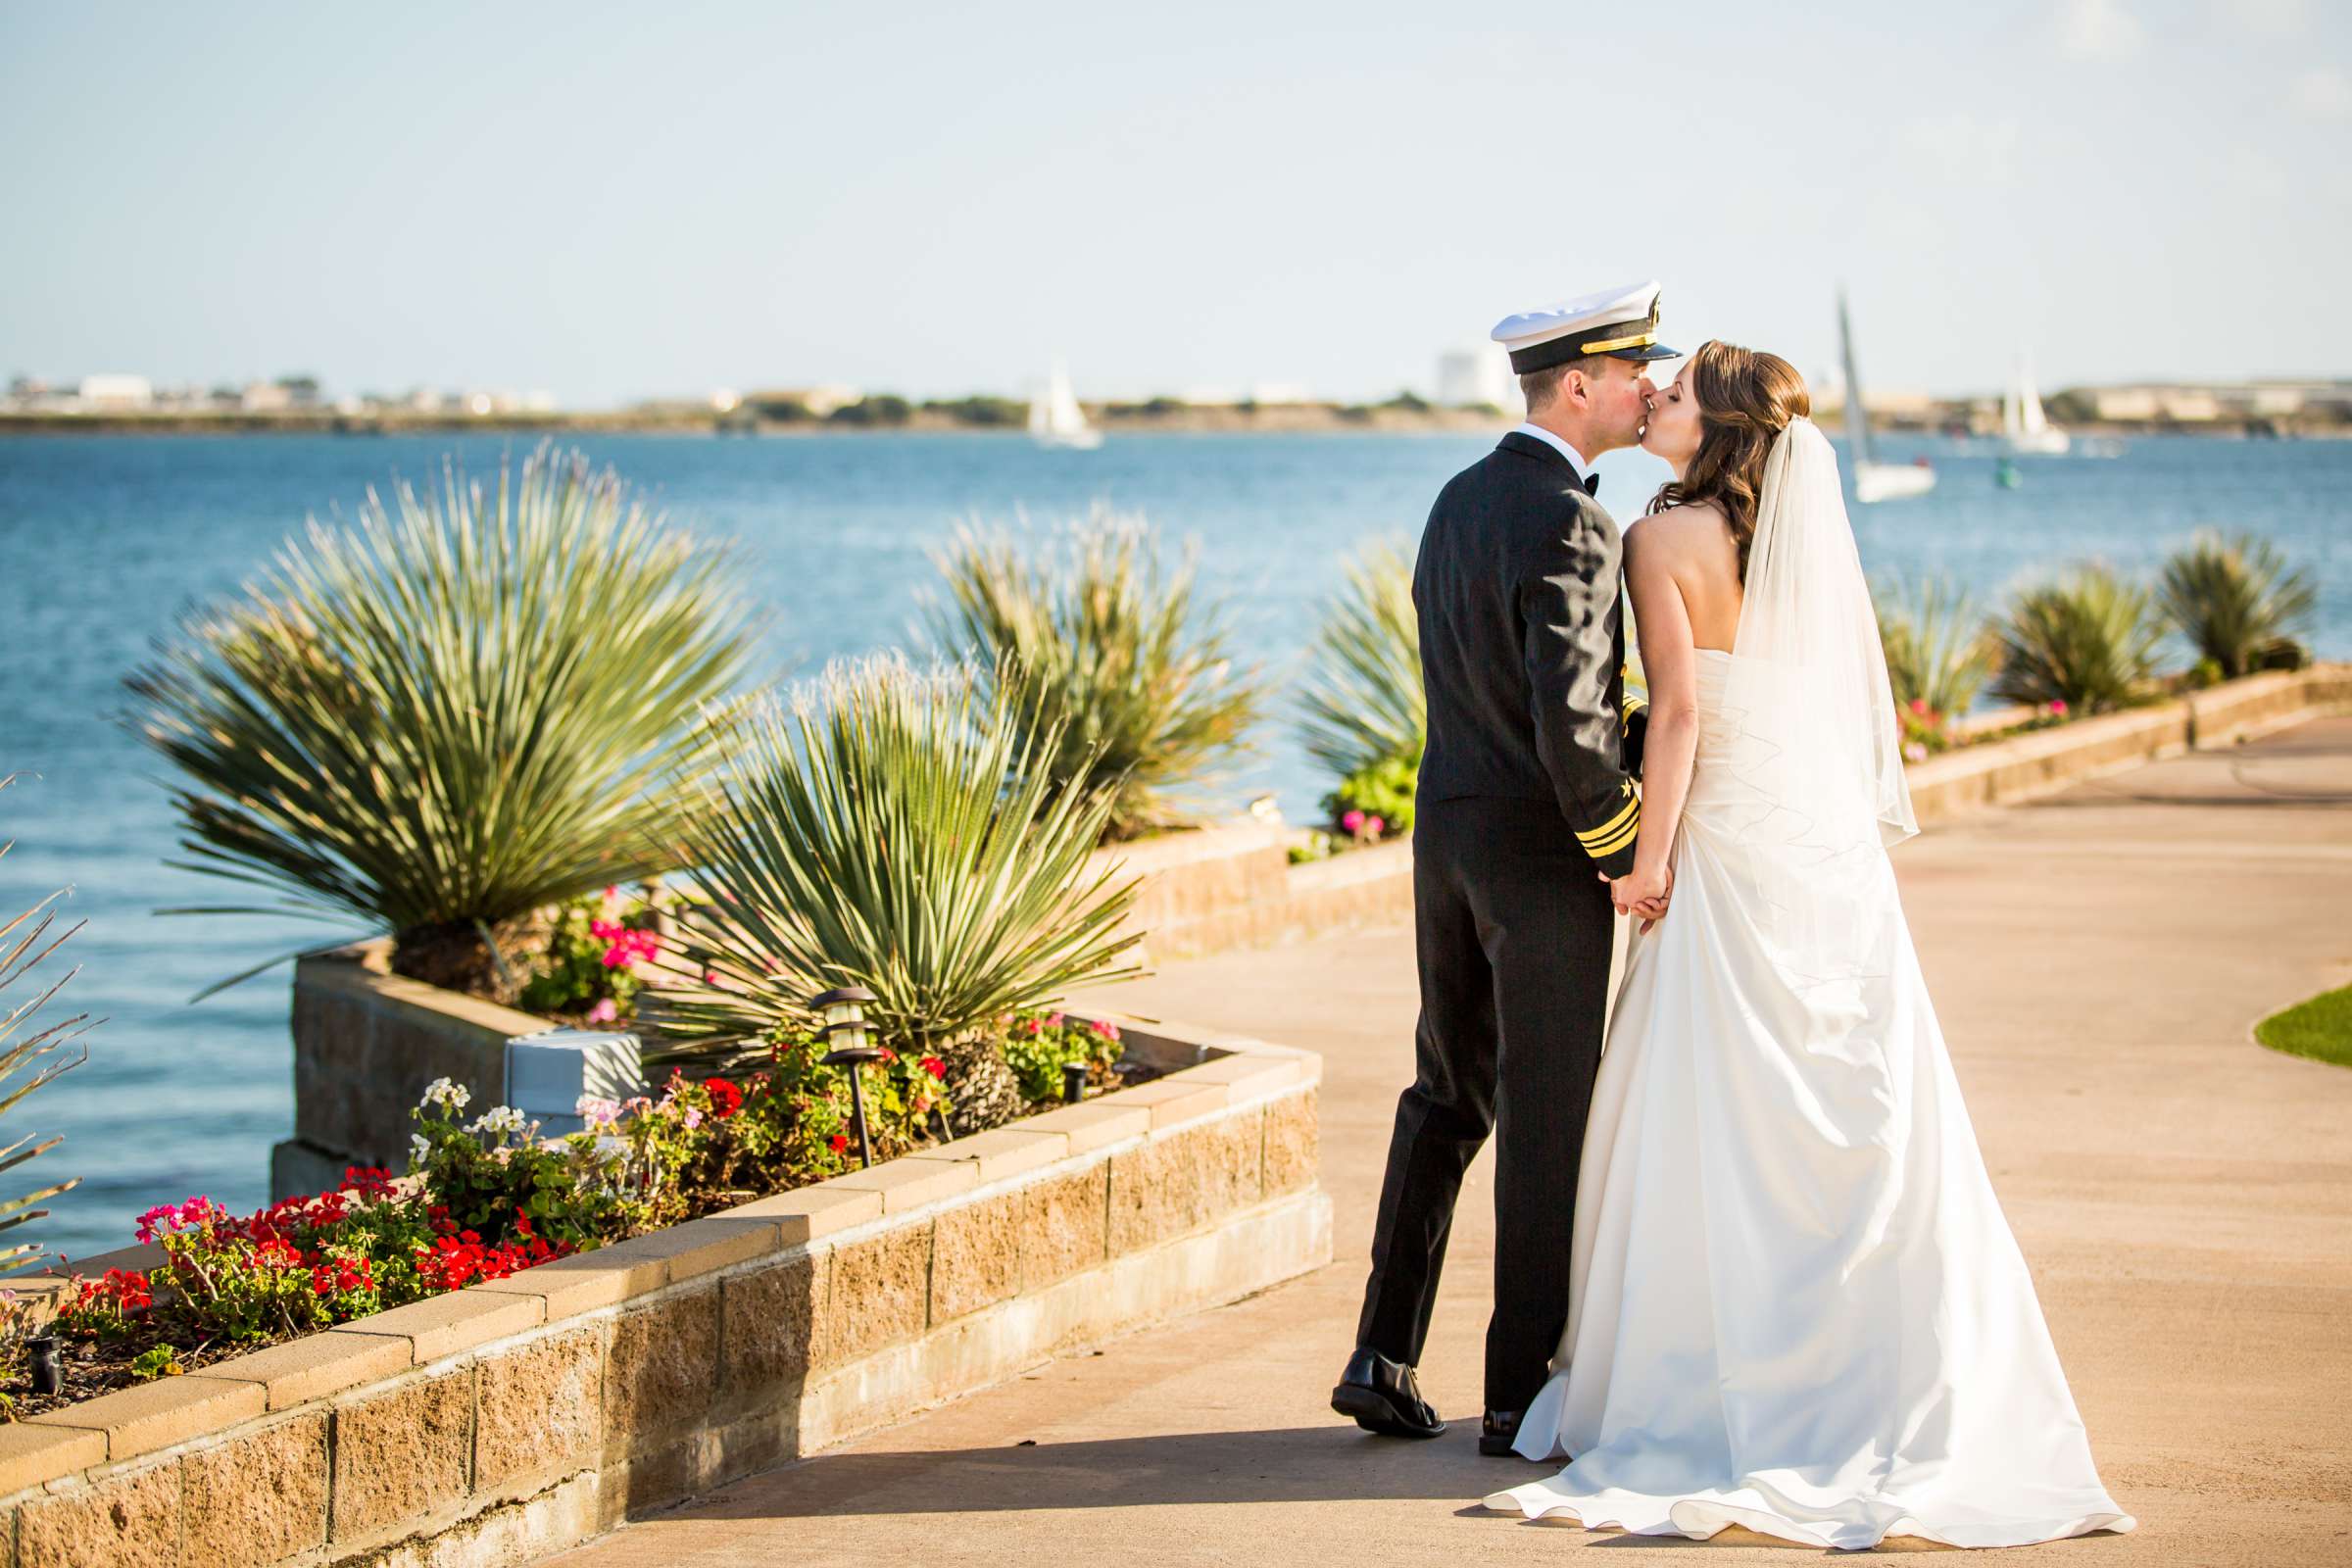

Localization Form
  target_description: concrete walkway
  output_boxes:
[543,717,2352,1566]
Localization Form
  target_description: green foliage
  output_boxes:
[639,658,1144,1128]
[408,1083,628,1250]
[1874,574,1996,718]
[128,1344,185,1381]
[826,395,912,425]
[998,1010,1125,1104]
[122,447,760,997]
[1378,390,1432,413]
[1991,564,2163,713]
[929,513,1270,839]
[2156,531,2317,680]
[517,886,664,1022]
[745,395,814,422]
[924,395,1026,426]
[0,775,88,1274]
[1321,748,1418,840]
[2256,984,2352,1070]
[1298,537,1423,785]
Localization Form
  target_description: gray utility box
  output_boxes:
[504,1028,646,1138]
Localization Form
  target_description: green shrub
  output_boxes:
[1297,537,1423,784]
[1874,574,1996,718]
[2156,531,2317,680]
[1991,564,2164,713]
[1321,748,1418,840]
[0,775,88,1273]
[998,1010,1126,1104]
[122,448,759,1000]
[928,514,1269,840]
[642,657,1144,1133]
[826,395,912,425]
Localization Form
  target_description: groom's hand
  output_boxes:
[1599,862,1671,924]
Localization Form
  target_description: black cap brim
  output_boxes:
[1607,342,1682,363]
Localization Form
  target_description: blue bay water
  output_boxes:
[0,429,2345,1259]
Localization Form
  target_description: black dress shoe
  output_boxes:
[1330,1348,1446,1439]
[1478,1408,1526,1457]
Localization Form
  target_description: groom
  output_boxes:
[1331,281,1677,1456]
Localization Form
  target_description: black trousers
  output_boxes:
[1355,794,1615,1412]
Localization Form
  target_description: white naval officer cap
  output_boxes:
[1490,281,1679,373]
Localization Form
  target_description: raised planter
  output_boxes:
[3,1015,1327,1567]
[1907,663,2352,821]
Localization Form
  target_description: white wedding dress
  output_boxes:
[1484,421,2133,1550]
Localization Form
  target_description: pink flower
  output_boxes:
[1340,808,1365,833]
[577,1097,623,1128]
[1903,741,1929,762]
[1047,1012,1065,1028]
[586,997,619,1024]
[1090,1019,1121,1042]
[2047,699,2069,717]
[682,1106,704,1131]
[1908,698,1928,716]
[1364,815,1386,837]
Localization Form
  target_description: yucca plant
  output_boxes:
[927,511,1269,840]
[1298,537,1424,782]
[643,657,1144,1132]
[2157,531,2317,680]
[1991,564,2164,713]
[0,776,89,1274]
[1875,574,1996,718]
[123,447,760,1000]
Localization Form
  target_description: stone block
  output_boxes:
[1019,1099,1150,1154]
[0,1422,104,1496]
[332,1288,542,1364]
[1107,1112,1265,1255]
[1263,1089,1320,1195]
[28,1372,265,1461]
[726,1184,885,1244]
[205,1330,413,1410]
[812,1223,931,1367]
[18,1460,178,1568]
[180,1410,329,1566]
[929,1190,1021,1323]
[604,1286,720,1449]
[719,1251,823,1396]
[1017,1164,1110,1291]
[1113,1074,1230,1129]
[470,1239,669,1319]
[475,1326,603,1493]
[902,1126,1068,1186]
[331,1365,475,1542]
[1183,1051,1308,1102]
[826,1156,978,1214]
[610,1214,782,1284]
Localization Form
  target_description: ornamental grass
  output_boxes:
[122,447,760,1000]
[1990,564,2164,714]
[927,511,1269,841]
[1875,574,1996,721]
[2156,531,2317,680]
[1298,535,1424,783]
[0,775,88,1274]
[641,656,1144,1132]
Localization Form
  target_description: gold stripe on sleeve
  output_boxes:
[1583,811,1641,859]
[1576,795,1639,849]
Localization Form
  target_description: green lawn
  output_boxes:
[2256,985,2352,1069]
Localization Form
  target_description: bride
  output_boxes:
[1482,343,2134,1549]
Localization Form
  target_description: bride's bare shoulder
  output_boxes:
[1626,502,1729,557]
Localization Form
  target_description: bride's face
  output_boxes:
[1641,362,1704,469]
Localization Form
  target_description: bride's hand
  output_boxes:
[1602,862,1672,924]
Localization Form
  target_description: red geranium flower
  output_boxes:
[919,1055,947,1080]
[705,1077,744,1118]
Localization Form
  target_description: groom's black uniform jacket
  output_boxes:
[1413,430,1643,877]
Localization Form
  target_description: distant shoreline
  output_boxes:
[2,408,2341,440]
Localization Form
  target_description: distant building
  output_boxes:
[1250,383,1310,406]
[240,381,292,413]
[742,384,858,416]
[78,374,153,408]
[1435,348,1517,412]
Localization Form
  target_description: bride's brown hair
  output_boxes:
[1646,340,1811,582]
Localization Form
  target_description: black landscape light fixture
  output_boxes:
[812,985,883,1169]
[26,1336,61,1396]
[1061,1060,1088,1104]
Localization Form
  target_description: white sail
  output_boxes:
[2003,356,2070,455]
[1838,288,1936,504]
[1031,362,1102,449]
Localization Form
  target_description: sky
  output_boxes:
[3,0,2347,407]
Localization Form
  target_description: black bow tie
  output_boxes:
[1581,470,1600,498]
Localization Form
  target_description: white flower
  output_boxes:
[468,1104,530,1143]
[409,1133,431,1169]
[419,1077,471,1114]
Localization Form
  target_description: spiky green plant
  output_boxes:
[642,657,1144,1131]
[927,512,1268,840]
[2157,531,2317,680]
[0,776,88,1274]
[1991,564,2164,713]
[1298,537,1423,782]
[123,447,760,999]
[1874,574,1996,718]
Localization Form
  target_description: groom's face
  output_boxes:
[1576,358,1654,453]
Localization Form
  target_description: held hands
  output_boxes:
[1598,861,1672,933]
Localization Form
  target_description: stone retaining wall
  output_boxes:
[4,1018,1327,1567]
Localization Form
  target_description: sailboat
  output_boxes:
[1838,290,1936,504]
[1029,362,1102,450]
[2001,357,2071,455]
